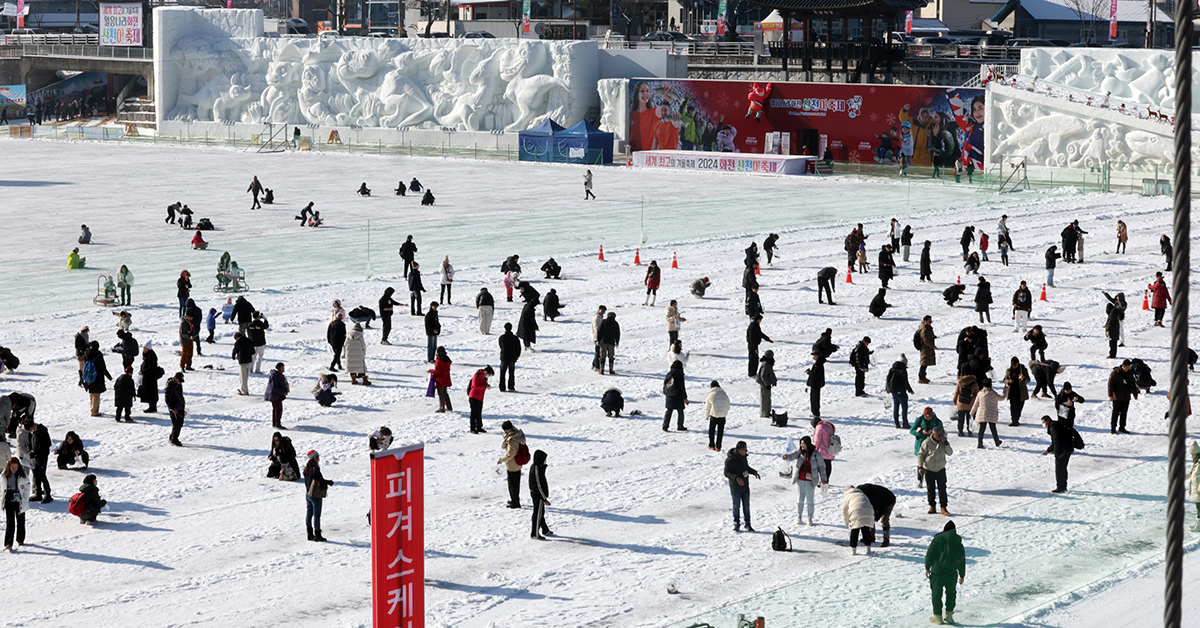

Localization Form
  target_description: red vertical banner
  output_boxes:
[371,443,425,628]
[1109,0,1118,39]
[905,11,912,34]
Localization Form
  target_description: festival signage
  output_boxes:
[0,84,26,119]
[100,3,143,46]
[371,443,425,628]
[521,0,531,34]
[626,79,985,168]
[1109,0,1118,39]
[634,150,813,175]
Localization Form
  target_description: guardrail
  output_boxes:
[905,43,1023,61]
[15,44,152,59]
[2,33,99,45]
[598,40,757,56]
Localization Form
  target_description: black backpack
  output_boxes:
[913,329,923,351]
[772,527,792,552]
[501,259,510,273]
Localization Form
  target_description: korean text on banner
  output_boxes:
[1109,0,1118,39]
[99,3,143,46]
[905,11,913,34]
[15,0,22,26]
[716,0,728,36]
[371,443,425,628]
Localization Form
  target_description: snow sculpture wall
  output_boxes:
[984,49,1200,172]
[154,8,599,133]
[597,78,627,144]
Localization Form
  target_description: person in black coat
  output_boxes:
[745,287,763,319]
[817,266,837,304]
[1041,415,1075,493]
[877,245,895,288]
[1053,382,1084,427]
[517,299,539,349]
[601,388,624,417]
[1045,245,1061,287]
[138,343,161,412]
[520,281,541,305]
[543,289,562,321]
[185,299,203,355]
[84,341,112,417]
[724,441,760,532]
[165,372,186,446]
[943,284,966,306]
[1030,358,1062,398]
[409,178,423,192]
[1060,224,1078,262]
[424,303,441,364]
[1104,300,1122,359]
[326,317,346,371]
[529,449,552,540]
[744,242,759,269]
[421,189,435,206]
[746,315,773,378]
[974,277,992,323]
[1025,325,1048,362]
[113,366,136,423]
[856,483,896,547]
[900,225,914,262]
[763,233,779,265]
[408,261,425,315]
[811,328,839,360]
[1161,234,1173,271]
[597,312,621,374]
[742,265,758,293]
[849,337,872,397]
[118,330,138,372]
[959,226,975,261]
[541,258,562,279]
[869,288,891,318]
[267,431,300,479]
[232,296,255,334]
[394,181,406,196]
[663,360,688,431]
[807,355,826,418]
[379,287,399,345]
[399,235,418,279]
[78,474,106,523]
[886,357,915,428]
[498,323,521,392]
[919,240,933,282]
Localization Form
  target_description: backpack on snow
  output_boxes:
[82,359,98,385]
[826,433,843,457]
[772,527,792,552]
[279,464,299,482]
[514,443,531,466]
[68,492,86,517]
[913,330,923,351]
[770,411,789,427]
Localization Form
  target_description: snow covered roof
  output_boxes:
[996,0,1173,24]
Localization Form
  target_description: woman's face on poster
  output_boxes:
[637,83,651,107]
[972,100,985,124]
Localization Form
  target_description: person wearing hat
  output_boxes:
[303,450,333,542]
[886,355,915,429]
[529,449,552,540]
[113,366,136,423]
[138,342,161,413]
[746,314,773,379]
[925,520,966,625]
[1107,360,1139,434]
[690,277,711,298]
[1054,382,1085,427]
[498,421,527,508]
[1041,414,1077,493]
[755,350,776,418]
[266,363,290,429]
[467,365,495,434]
[165,372,186,446]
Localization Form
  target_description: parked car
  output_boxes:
[418,31,451,38]
[1005,38,1057,47]
[460,31,495,38]
[642,31,694,42]
[1105,42,1140,48]
[73,24,99,34]
[913,36,954,45]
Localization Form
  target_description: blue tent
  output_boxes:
[518,119,565,162]
[554,121,614,164]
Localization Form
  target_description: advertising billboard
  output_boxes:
[100,3,142,46]
[626,79,985,169]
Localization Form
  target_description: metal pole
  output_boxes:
[1165,0,1191,624]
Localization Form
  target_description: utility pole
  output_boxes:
[1147,0,1155,47]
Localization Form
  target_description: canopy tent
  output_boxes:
[518,118,565,162]
[553,120,614,164]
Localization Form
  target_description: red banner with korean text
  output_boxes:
[372,443,425,628]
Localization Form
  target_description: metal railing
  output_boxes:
[597,40,757,56]
[15,43,152,60]
[2,33,99,45]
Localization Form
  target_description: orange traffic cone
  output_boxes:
[754,264,761,275]
[956,275,961,285]
[845,266,853,284]
[626,156,632,167]
[1142,290,1150,310]
[634,248,641,265]
[671,252,678,269]
[598,245,605,261]
[1039,283,1048,301]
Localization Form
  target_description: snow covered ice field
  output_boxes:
[1,138,1198,628]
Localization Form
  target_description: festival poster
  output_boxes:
[521,0,531,34]
[99,3,143,46]
[0,84,26,118]
[626,79,984,168]
[371,443,425,628]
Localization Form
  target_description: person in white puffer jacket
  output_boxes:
[704,381,730,452]
[842,485,875,555]
[782,436,826,526]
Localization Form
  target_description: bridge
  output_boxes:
[0,36,154,93]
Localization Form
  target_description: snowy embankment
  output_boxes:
[0,139,1194,628]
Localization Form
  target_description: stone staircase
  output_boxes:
[117,97,156,129]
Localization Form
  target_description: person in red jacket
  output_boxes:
[431,346,453,412]
[1148,271,1172,327]
[467,366,494,434]
[191,231,208,250]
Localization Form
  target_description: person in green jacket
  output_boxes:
[910,406,943,488]
[116,265,133,306]
[925,520,966,625]
[67,247,85,269]
[679,100,699,150]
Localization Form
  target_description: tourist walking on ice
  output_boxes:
[918,426,952,515]
[644,261,661,306]
[782,436,825,525]
[925,521,966,625]
[1042,415,1077,493]
[724,441,759,532]
[498,421,527,508]
[303,450,333,542]
[247,176,263,209]
[476,287,494,335]
[529,449,552,539]
[266,363,289,428]
[705,381,729,451]
[584,170,595,200]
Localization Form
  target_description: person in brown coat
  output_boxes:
[1002,356,1030,426]
[952,374,979,438]
[1107,359,1139,434]
[918,316,936,384]
[1116,220,1128,254]
[969,379,1002,448]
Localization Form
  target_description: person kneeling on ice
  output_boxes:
[925,521,966,625]
[370,427,393,451]
[394,181,406,196]
[267,431,299,480]
[943,284,966,306]
[308,211,323,227]
[78,224,92,245]
[842,485,876,555]
[77,474,107,524]
[690,277,711,298]
[421,189,435,206]
[357,182,371,197]
[263,188,274,205]
[541,258,562,279]
[67,248,86,269]
[312,373,340,407]
[601,388,624,417]
[55,431,89,470]
[191,230,208,250]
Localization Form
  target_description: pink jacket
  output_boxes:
[813,420,835,461]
